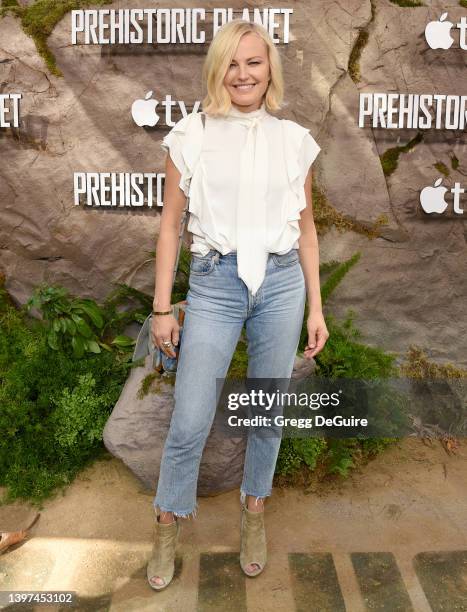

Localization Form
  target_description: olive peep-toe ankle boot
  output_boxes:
[147,514,180,590]
[239,503,267,577]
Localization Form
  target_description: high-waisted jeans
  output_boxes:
[154,247,306,518]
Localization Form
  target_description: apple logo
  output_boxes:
[420,178,449,214]
[425,12,454,50]
[131,91,159,127]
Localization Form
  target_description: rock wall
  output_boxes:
[0,0,466,365]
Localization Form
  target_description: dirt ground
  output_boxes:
[0,437,466,611]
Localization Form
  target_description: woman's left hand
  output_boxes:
[304,311,329,360]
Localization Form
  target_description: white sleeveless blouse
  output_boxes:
[160,101,321,296]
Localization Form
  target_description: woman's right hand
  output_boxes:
[151,314,180,358]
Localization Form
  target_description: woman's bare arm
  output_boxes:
[153,154,187,311]
[297,168,322,313]
[298,168,329,359]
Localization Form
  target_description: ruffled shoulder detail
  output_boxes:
[281,119,321,209]
[280,119,321,244]
[161,111,204,197]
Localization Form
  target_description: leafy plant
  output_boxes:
[26,285,134,358]
[50,373,115,453]
[325,439,356,477]
[313,311,398,380]
[277,252,399,484]
[0,295,131,505]
[320,253,361,305]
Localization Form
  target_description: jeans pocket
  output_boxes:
[271,248,299,268]
[189,251,217,276]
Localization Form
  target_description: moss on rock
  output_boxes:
[400,346,467,379]
[434,161,450,177]
[313,182,389,239]
[1,0,113,77]
[389,0,424,6]
[348,0,375,84]
[380,132,423,176]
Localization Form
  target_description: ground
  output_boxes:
[0,437,466,611]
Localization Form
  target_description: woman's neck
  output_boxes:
[228,100,267,118]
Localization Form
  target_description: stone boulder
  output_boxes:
[103,352,315,494]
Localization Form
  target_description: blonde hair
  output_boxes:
[201,19,284,116]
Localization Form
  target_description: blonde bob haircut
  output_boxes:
[201,19,284,117]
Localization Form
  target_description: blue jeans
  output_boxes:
[154,247,306,518]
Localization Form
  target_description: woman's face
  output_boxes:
[223,32,270,113]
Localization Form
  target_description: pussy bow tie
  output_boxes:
[227,103,269,296]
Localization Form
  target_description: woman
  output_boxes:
[147,19,329,590]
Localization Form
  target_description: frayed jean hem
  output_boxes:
[240,489,271,508]
[154,501,198,520]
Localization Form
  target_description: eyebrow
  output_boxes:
[231,56,263,62]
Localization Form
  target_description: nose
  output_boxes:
[238,64,249,80]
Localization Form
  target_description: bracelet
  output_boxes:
[152,309,172,315]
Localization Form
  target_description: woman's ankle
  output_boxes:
[158,511,176,524]
[246,496,265,512]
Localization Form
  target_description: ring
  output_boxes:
[162,340,172,346]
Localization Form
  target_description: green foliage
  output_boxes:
[312,182,388,239]
[348,0,375,84]
[50,373,115,453]
[451,154,460,170]
[0,297,131,506]
[276,438,327,475]
[389,0,424,5]
[320,253,361,305]
[400,345,467,379]
[0,0,113,76]
[226,339,249,378]
[380,132,423,176]
[278,250,399,484]
[434,161,449,177]
[0,245,401,505]
[27,286,105,357]
[324,438,395,476]
[275,439,303,475]
[349,30,369,84]
[318,260,341,275]
[276,437,324,476]
[1,0,19,8]
[298,252,361,353]
[172,244,192,305]
[325,439,356,476]
[277,308,399,481]
[313,311,397,379]
[26,284,138,358]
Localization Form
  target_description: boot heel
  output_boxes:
[147,516,179,590]
[240,504,267,577]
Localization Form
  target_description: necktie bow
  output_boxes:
[227,103,269,297]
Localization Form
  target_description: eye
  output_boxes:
[229,61,261,67]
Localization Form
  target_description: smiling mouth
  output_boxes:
[234,84,256,89]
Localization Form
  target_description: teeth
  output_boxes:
[235,84,255,89]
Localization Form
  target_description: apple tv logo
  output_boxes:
[131,93,198,128]
[425,13,467,50]
[420,178,465,215]
[131,91,159,127]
